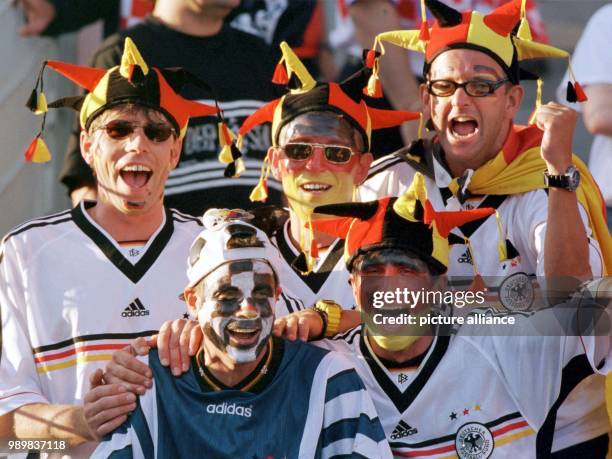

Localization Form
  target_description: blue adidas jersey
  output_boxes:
[93,338,392,458]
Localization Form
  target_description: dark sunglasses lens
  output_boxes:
[144,124,174,142]
[284,143,312,160]
[104,121,134,139]
[324,146,352,163]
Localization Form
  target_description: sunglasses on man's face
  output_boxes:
[282,143,357,164]
[96,120,176,143]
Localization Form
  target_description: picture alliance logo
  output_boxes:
[206,402,253,418]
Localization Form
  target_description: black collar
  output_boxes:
[193,337,285,394]
[71,201,174,284]
[275,221,346,293]
[360,328,450,413]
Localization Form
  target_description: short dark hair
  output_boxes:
[351,247,433,275]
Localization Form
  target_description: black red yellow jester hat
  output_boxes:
[310,173,496,273]
[219,41,421,202]
[368,0,587,121]
[25,38,221,163]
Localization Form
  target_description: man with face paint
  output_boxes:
[358,1,612,455]
[0,41,223,456]
[93,217,393,459]
[309,173,612,458]
[229,41,420,314]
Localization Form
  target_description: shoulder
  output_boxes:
[168,208,203,226]
[2,208,74,249]
[366,151,410,181]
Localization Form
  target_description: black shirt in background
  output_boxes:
[59,16,283,216]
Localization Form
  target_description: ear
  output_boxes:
[349,273,362,309]
[169,136,183,170]
[275,286,283,300]
[504,84,524,120]
[269,146,283,181]
[80,129,94,166]
[354,152,374,185]
[419,82,432,121]
[183,288,198,314]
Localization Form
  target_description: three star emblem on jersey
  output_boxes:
[390,420,418,440]
[454,422,494,459]
[122,298,150,318]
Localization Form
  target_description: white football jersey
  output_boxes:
[0,202,204,457]
[317,316,610,459]
[360,151,604,280]
[271,220,356,314]
[359,147,608,453]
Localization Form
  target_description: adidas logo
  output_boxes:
[206,402,252,418]
[457,249,473,264]
[390,420,418,440]
[122,298,150,317]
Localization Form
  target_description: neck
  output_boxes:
[86,199,165,242]
[288,212,337,252]
[205,342,268,388]
[367,333,434,364]
[153,1,224,37]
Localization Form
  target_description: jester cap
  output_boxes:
[30,38,219,138]
[310,173,495,274]
[238,42,420,151]
[237,41,421,201]
[375,0,573,85]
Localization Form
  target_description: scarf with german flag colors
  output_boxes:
[446,124,611,274]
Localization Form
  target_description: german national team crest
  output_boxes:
[455,422,494,459]
[498,272,534,312]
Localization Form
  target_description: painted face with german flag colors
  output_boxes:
[271,111,373,223]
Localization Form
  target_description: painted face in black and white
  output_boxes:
[196,259,276,363]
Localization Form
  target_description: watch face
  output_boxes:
[567,166,580,191]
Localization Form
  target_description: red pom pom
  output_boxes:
[419,21,430,40]
[272,62,289,85]
[365,49,377,69]
[574,82,587,102]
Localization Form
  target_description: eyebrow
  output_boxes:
[473,65,502,78]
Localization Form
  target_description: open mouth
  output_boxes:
[226,322,261,347]
[450,116,479,139]
[300,182,332,193]
[119,164,152,188]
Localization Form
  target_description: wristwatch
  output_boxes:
[313,300,342,338]
[544,165,580,192]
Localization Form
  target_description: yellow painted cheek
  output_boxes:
[281,172,356,220]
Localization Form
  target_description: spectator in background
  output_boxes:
[18,0,154,38]
[227,0,332,80]
[557,4,612,230]
[58,0,283,215]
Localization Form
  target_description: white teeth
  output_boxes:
[122,165,151,172]
[301,183,331,191]
[453,116,475,122]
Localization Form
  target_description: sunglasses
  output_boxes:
[427,78,511,97]
[282,143,357,164]
[96,120,176,143]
